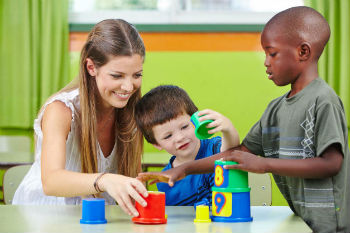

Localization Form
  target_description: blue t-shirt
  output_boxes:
[157,136,221,206]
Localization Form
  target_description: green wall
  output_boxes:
[71,50,289,151]
[141,51,289,151]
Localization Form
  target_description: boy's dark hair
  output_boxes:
[264,6,330,60]
[135,85,198,144]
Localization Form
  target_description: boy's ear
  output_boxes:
[152,144,163,151]
[298,42,311,61]
[86,58,97,76]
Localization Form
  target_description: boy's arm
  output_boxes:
[220,123,240,151]
[196,109,240,151]
[223,143,343,178]
[137,145,249,186]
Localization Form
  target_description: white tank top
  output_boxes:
[13,89,117,205]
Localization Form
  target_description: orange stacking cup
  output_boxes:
[132,191,167,224]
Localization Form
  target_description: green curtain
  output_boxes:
[306,0,350,127]
[0,0,69,129]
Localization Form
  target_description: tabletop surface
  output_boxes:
[0,205,311,233]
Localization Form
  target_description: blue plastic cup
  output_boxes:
[211,191,253,222]
[80,198,107,224]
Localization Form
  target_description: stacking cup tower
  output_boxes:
[211,160,253,222]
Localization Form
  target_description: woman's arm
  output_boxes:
[40,100,96,197]
[41,101,148,217]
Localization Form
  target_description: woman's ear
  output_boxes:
[86,58,97,76]
[298,42,311,61]
[152,144,163,151]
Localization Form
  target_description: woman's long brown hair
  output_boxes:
[78,19,144,177]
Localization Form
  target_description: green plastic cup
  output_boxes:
[190,111,214,140]
[212,160,250,192]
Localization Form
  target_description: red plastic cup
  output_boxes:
[132,191,167,224]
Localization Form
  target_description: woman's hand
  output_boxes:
[137,166,187,187]
[98,174,149,217]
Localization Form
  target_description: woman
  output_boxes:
[13,19,148,217]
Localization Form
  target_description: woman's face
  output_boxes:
[87,54,143,109]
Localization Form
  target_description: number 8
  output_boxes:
[215,165,224,186]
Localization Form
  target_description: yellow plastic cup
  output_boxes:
[194,205,212,223]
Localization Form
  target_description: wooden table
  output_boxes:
[0,205,311,233]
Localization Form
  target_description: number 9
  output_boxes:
[214,192,226,214]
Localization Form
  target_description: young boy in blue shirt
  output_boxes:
[138,7,349,232]
[135,85,239,206]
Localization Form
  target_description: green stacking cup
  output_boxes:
[212,160,250,193]
[190,111,214,140]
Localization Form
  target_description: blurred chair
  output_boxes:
[249,173,272,206]
[3,164,31,204]
[0,135,34,167]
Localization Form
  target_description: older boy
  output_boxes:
[135,85,239,206]
[138,7,349,232]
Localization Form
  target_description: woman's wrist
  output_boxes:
[94,173,108,193]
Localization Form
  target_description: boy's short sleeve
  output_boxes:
[242,120,265,156]
[314,101,348,157]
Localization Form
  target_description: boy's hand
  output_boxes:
[137,167,186,187]
[197,109,240,151]
[221,150,268,174]
[136,172,170,185]
[197,109,233,135]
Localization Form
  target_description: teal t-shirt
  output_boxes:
[243,78,349,233]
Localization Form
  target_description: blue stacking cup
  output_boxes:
[80,198,107,224]
[211,191,253,222]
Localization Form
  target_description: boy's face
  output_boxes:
[261,28,302,86]
[152,113,200,159]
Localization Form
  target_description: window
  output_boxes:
[69,0,304,25]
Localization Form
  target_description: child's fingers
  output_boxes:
[168,179,174,187]
[223,164,240,170]
[206,121,222,132]
[221,151,240,162]
[136,173,149,182]
[137,172,161,182]
[148,179,157,185]
[197,109,212,116]
[149,179,161,185]
[197,109,218,121]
